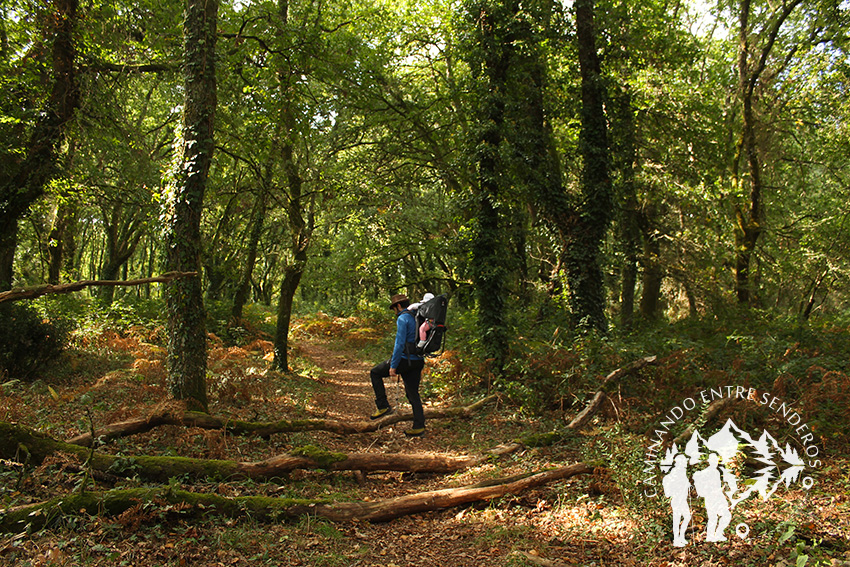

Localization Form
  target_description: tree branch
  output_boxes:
[566,356,657,431]
[0,272,198,303]
[82,61,179,73]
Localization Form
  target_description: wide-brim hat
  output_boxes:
[389,294,409,309]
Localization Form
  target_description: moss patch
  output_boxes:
[291,445,349,469]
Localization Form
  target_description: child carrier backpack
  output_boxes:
[412,294,448,356]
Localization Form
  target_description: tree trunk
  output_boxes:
[466,0,514,378]
[232,188,267,321]
[569,0,612,333]
[164,0,218,412]
[204,193,240,302]
[0,0,79,290]
[98,204,145,304]
[273,142,310,371]
[732,0,803,305]
[620,259,638,327]
[274,261,304,371]
[503,0,575,317]
[610,87,641,329]
[0,230,15,291]
[734,0,763,305]
[271,0,312,373]
[47,205,69,284]
[639,232,664,321]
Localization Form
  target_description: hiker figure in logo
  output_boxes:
[693,453,733,542]
[662,453,692,547]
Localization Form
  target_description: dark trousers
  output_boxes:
[370,358,426,429]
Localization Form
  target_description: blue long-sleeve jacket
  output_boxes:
[391,309,424,369]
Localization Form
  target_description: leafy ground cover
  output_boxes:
[1,309,848,566]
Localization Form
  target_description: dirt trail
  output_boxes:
[296,340,384,422]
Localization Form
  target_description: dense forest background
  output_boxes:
[1,0,850,564]
[2,0,850,414]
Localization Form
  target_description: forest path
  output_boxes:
[296,339,385,423]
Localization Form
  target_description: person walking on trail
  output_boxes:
[369,293,426,437]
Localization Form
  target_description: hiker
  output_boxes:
[369,293,426,437]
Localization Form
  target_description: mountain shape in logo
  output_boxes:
[662,419,806,509]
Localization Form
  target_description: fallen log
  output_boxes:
[1,421,520,483]
[0,462,592,532]
[316,462,593,522]
[0,272,197,303]
[566,355,657,431]
[66,395,498,447]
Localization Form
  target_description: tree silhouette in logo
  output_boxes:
[660,419,805,546]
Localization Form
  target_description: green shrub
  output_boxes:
[0,302,72,380]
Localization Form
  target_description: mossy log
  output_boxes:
[1,421,521,482]
[0,487,320,533]
[0,462,592,532]
[66,395,499,447]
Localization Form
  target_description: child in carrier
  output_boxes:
[408,293,434,350]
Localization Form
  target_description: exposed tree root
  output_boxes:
[65,395,499,447]
[0,462,592,532]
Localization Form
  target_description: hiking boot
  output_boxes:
[370,406,393,420]
[404,427,425,437]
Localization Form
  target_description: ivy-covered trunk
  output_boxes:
[733,0,764,306]
[464,0,515,378]
[569,0,613,333]
[609,87,641,328]
[164,0,218,412]
[499,0,611,334]
[273,139,311,372]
